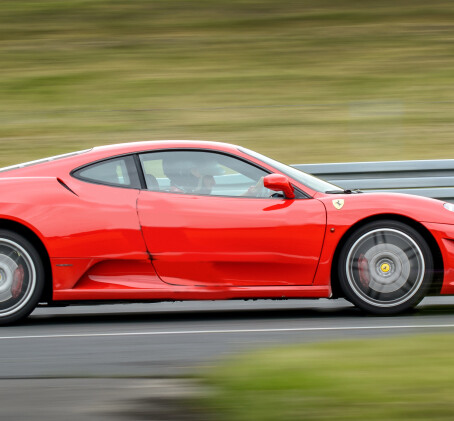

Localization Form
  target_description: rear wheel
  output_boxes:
[338,220,433,315]
[0,230,44,325]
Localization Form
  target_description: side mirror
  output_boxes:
[263,174,295,199]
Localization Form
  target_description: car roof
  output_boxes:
[92,140,239,155]
[0,140,242,177]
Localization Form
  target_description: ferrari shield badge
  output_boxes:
[332,199,344,210]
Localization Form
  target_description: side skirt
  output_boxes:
[53,285,331,301]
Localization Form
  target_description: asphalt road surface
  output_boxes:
[2,297,454,420]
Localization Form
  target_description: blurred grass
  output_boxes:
[200,334,454,421]
[1,0,454,165]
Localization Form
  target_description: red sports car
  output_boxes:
[0,140,452,324]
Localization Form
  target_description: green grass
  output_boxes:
[1,1,454,166]
[199,334,454,420]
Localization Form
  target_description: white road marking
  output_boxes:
[0,324,454,340]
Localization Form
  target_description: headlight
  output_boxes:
[444,203,454,212]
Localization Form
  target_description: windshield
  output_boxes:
[239,147,342,193]
[0,149,91,174]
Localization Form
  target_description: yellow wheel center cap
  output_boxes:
[381,263,391,273]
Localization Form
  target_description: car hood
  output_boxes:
[315,191,454,225]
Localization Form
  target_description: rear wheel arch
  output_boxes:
[0,219,52,303]
[330,214,443,300]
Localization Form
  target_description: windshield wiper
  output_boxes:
[325,189,362,194]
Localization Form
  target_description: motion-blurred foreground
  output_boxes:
[201,334,454,421]
[1,0,454,165]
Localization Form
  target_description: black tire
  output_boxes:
[338,220,433,315]
[0,230,45,325]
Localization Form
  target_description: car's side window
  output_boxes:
[139,150,280,198]
[73,155,141,188]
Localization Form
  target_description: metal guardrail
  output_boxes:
[293,160,454,202]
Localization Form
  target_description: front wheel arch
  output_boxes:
[330,214,443,300]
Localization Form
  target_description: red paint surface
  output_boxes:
[138,191,326,287]
[0,140,452,302]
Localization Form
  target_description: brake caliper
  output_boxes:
[11,265,24,298]
[358,254,370,288]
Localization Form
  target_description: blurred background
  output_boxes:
[2,2,454,420]
[2,0,454,166]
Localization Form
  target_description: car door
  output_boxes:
[136,150,327,287]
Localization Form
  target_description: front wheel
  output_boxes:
[338,220,434,315]
[0,230,45,325]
